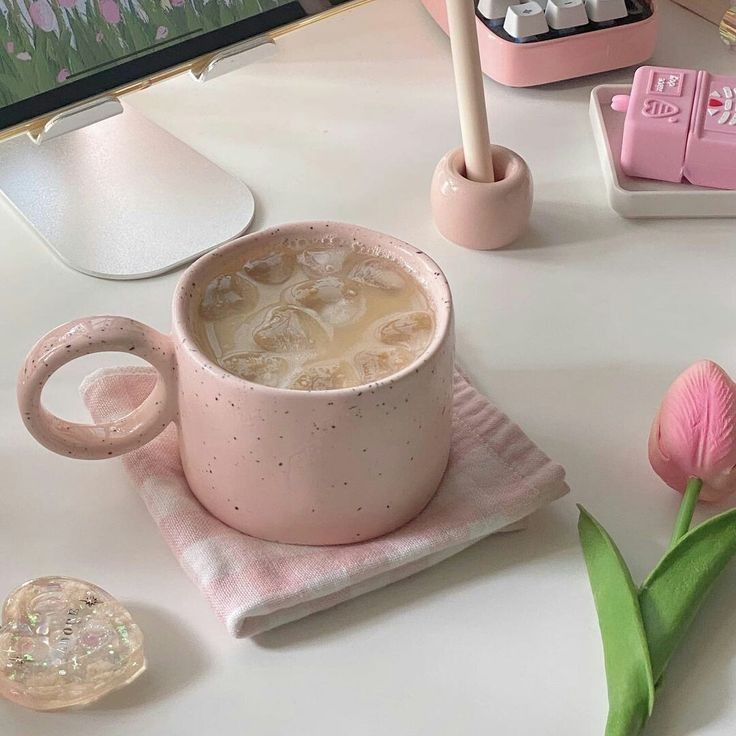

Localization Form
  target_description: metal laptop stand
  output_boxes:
[0,37,275,280]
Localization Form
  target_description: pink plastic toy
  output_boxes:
[612,65,736,190]
[420,0,657,88]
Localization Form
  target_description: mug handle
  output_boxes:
[18,316,178,460]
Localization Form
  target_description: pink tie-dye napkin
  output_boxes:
[81,367,568,637]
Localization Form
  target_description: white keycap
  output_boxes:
[545,0,588,28]
[724,86,733,99]
[584,0,627,22]
[478,0,514,20]
[503,2,549,38]
[718,111,730,125]
[726,99,733,111]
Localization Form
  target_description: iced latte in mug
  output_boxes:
[196,234,436,390]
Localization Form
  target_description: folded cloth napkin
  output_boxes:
[81,367,568,637]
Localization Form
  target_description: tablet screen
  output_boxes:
[0,0,347,131]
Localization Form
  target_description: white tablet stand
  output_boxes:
[0,36,276,280]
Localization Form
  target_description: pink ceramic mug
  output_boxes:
[18,223,455,545]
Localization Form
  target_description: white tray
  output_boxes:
[589,84,736,219]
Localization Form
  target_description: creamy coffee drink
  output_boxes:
[196,235,435,390]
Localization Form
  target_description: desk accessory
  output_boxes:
[589,84,736,217]
[0,36,279,280]
[579,361,736,736]
[431,0,532,249]
[0,1,371,280]
[610,65,736,190]
[80,365,568,636]
[0,102,255,280]
[18,222,455,546]
[0,1,368,142]
[420,0,657,87]
[0,577,144,711]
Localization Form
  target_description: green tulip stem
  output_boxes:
[669,477,703,549]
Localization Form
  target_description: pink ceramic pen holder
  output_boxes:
[431,145,533,250]
[433,0,533,250]
[17,223,455,546]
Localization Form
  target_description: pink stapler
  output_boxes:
[611,65,736,190]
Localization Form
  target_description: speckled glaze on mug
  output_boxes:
[18,223,455,545]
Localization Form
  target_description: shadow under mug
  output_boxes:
[18,222,455,545]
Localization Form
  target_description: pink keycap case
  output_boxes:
[612,65,736,190]
[420,0,657,87]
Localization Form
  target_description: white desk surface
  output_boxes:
[1,1,735,733]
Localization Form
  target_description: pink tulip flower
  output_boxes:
[155,25,169,40]
[28,0,56,31]
[649,360,736,504]
[171,0,185,6]
[99,0,121,24]
[5,41,15,54]
[57,68,70,82]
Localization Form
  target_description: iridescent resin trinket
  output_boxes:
[0,577,145,710]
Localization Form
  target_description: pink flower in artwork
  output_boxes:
[171,0,185,6]
[155,25,169,40]
[28,0,56,32]
[58,0,76,7]
[99,0,121,24]
[16,51,32,61]
[96,31,104,43]
[57,68,70,82]
[649,360,736,503]
[5,41,15,54]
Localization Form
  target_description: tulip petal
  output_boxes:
[648,409,689,494]
[651,361,736,503]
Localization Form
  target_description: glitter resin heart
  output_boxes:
[0,577,145,710]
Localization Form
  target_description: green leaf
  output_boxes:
[578,505,655,736]
[639,507,736,683]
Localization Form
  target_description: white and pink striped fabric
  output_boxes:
[81,367,568,637]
